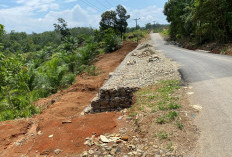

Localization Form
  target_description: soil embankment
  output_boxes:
[0,41,137,157]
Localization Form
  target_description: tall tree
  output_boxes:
[116,5,130,39]
[54,18,71,40]
[0,24,4,50]
[164,0,194,40]
[99,11,117,31]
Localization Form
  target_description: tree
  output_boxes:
[99,11,117,31]
[54,18,71,40]
[0,51,32,120]
[164,0,194,40]
[164,0,232,44]
[116,5,130,39]
[145,23,152,30]
[0,24,4,50]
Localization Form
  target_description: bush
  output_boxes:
[103,28,122,53]
[60,73,76,88]
[124,29,148,42]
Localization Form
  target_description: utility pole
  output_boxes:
[153,21,156,29]
[134,18,140,43]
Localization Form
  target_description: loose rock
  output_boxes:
[100,135,110,143]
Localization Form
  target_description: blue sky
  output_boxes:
[0,0,168,33]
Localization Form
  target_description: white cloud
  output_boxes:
[64,0,78,3]
[0,1,100,33]
[127,5,167,27]
[0,1,167,33]
[0,4,8,8]
[15,0,59,12]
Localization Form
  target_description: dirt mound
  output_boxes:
[0,41,137,157]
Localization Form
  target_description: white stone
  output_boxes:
[100,135,110,143]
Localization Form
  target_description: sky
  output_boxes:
[0,0,168,33]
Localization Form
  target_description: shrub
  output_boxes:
[60,73,76,88]
[103,28,122,53]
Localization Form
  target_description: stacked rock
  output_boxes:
[84,40,180,113]
[91,87,139,112]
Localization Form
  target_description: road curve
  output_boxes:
[151,33,232,157]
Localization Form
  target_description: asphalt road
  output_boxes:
[151,33,232,157]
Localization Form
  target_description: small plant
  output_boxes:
[151,108,157,113]
[129,111,138,117]
[175,121,184,130]
[156,116,166,124]
[85,65,99,76]
[166,142,174,151]
[158,105,168,111]
[139,106,144,111]
[220,46,228,55]
[157,131,168,140]
[168,102,180,109]
[148,95,155,100]
[167,111,178,122]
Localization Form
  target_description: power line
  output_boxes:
[86,0,105,12]
[96,0,109,10]
[85,0,107,12]
[104,0,114,8]
[79,0,104,12]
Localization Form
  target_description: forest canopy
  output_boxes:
[163,0,232,44]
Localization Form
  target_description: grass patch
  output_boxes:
[85,65,100,76]
[156,111,178,124]
[127,79,197,154]
[129,80,181,126]
[157,131,168,140]
[175,121,184,130]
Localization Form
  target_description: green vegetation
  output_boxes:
[130,80,182,125]
[0,14,127,121]
[100,5,130,39]
[175,121,184,130]
[156,131,168,140]
[163,0,232,44]
[2,27,94,55]
[124,29,148,42]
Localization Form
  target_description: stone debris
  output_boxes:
[62,120,72,124]
[192,105,202,111]
[80,133,179,157]
[54,149,62,155]
[121,136,129,141]
[148,55,160,62]
[37,131,42,135]
[15,139,25,146]
[127,60,136,65]
[187,92,194,95]
[137,43,153,50]
[100,135,110,143]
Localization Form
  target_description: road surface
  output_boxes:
[151,33,232,157]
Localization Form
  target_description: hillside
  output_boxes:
[0,42,138,156]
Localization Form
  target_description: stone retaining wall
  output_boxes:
[84,39,180,113]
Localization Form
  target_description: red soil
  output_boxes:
[0,42,137,157]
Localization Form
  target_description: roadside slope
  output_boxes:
[0,42,137,157]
